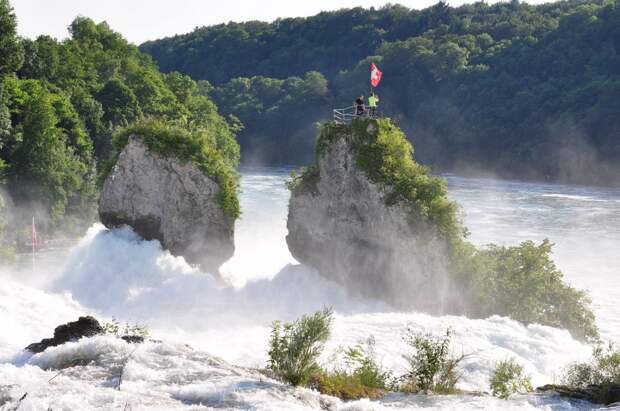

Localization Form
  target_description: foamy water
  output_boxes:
[1,168,619,410]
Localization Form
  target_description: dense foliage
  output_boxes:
[0,1,238,242]
[211,73,328,164]
[144,0,620,185]
[467,239,598,341]
[489,359,533,399]
[292,118,598,341]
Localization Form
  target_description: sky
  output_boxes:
[12,0,554,45]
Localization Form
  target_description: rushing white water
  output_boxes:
[1,167,619,410]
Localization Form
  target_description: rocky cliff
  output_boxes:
[99,136,235,272]
[287,119,457,312]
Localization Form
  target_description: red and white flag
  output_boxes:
[370,63,383,88]
[32,216,37,248]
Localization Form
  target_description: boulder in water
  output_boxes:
[26,316,104,353]
[99,136,235,272]
[286,119,455,312]
[537,384,620,405]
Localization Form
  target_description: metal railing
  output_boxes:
[333,105,383,124]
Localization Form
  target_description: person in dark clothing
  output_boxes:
[354,96,365,116]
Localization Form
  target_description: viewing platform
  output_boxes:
[333,106,384,124]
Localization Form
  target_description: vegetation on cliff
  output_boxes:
[144,1,620,185]
[0,1,238,238]
[314,119,462,239]
[290,118,598,341]
[109,119,240,218]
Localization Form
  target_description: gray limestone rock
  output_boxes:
[287,126,452,312]
[99,136,234,272]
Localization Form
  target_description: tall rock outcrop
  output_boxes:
[99,136,235,272]
[287,119,456,312]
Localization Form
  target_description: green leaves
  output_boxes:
[267,308,333,386]
[312,337,391,401]
[490,359,533,399]
[0,13,240,236]
[143,1,620,183]
[5,79,96,226]
[212,71,329,165]
[469,240,598,341]
[0,0,23,75]
[402,327,463,394]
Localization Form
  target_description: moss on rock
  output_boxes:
[105,118,240,219]
[316,118,462,242]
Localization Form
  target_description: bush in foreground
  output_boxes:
[102,318,150,339]
[548,343,620,405]
[563,343,620,388]
[267,308,333,386]
[490,359,532,399]
[401,328,463,394]
[311,337,392,400]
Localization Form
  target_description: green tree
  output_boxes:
[8,81,92,225]
[96,78,142,126]
[19,36,60,81]
[1,13,238,234]
[469,239,598,341]
[143,0,620,184]
[0,0,23,75]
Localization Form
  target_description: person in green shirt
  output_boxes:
[368,92,379,117]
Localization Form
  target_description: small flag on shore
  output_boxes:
[370,63,383,88]
[32,216,37,248]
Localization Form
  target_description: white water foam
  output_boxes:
[1,169,618,410]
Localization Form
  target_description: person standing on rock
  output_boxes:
[368,92,379,117]
[355,95,365,116]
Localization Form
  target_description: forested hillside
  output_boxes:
[143,0,620,184]
[0,0,238,246]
